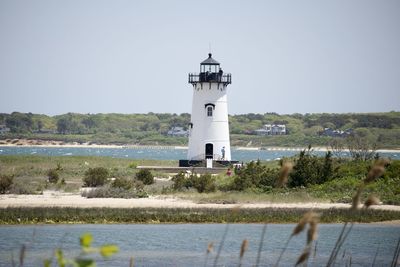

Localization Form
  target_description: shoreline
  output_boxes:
[1,192,400,211]
[1,192,400,224]
[0,139,399,152]
[1,198,400,224]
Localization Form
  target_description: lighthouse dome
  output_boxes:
[201,53,220,65]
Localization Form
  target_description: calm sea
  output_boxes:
[0,223,398,267]
[0,146,399,161]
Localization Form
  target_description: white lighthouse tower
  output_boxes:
[186,53,232,166]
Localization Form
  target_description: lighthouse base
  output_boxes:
[179,159,239,168]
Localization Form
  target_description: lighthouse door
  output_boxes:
[205,143,213,159]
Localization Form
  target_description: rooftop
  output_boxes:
[200,53,220,65]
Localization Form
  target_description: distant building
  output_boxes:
[254,124,287,135]
[0,125,10,135]
[319,128,353,137]
[167,127,188,137]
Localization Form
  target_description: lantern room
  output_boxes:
[188,53,232,85]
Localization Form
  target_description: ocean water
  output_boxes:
[0,223,398,267]
[0,146,398,161]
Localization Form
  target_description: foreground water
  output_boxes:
[0,224,399,266]
[0,146,399,161]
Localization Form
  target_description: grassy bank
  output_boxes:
[1,155,400,205]
[1,207,400,224]
[0,155,176,193]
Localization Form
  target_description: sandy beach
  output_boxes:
[1,191,400,211]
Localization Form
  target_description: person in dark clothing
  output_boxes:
[218,68,223,82]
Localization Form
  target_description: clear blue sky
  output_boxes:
[1,0,399,115]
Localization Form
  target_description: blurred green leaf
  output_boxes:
[43,259,51,267]
[80,233,93,248]
[74,259,96,267]
[100,244,119,257]
[55,249,66,267]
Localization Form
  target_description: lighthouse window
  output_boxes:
[207,106,213,117]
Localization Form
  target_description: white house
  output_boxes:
[255,124,287,135]
[167,127,188,137]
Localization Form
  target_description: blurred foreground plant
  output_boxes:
[43,232,118,267]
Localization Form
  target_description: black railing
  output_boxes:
[188,73,231,85]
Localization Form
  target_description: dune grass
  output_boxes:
[172,190,324,204]
[1,206,399,224]
[0,155,177,193]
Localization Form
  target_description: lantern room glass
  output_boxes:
[201,64,219,73]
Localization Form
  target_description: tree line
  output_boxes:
[0,111,399,148]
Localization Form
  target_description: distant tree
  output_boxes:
[37,120,44,132]
[81,116,96,129]
[273,120,288,125]
[329,138,345,158]
[57,117,71,134]
[5,112,33,133]
[323,122,336,129]
[354,114,398,129]
[346,135,377,161]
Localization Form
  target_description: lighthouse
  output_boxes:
[183,53,232,167]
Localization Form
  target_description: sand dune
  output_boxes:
[1,191,399,211]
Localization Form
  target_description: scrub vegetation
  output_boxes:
[170,150,400,205]
[0,155,171,196]
[0,149,399,205]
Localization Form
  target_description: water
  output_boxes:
[0,146,398,161]
[0,224,398,266]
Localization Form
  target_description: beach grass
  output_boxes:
[0,155,177,192]
[172,190,323,204]
[1,207,399,224]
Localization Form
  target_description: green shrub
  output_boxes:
[81,185,148,199]
[231,160,279,191]
[112,177,133,189]
[365,176,400,205]
[135,169,154,185]
[171,172,190,191]
[83,167,109,187]
[334,160,370,179]
[111,177,145,190]
[128,162,137,169]
[171,172,216,193]
[0,174,14,194]
[289,149,335,187]
[192,173,216,193]
[384,160,400,179]
[9,180,38,194]
[56,162,63,171]
[47,169,60,183]
[309,176,360,203]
